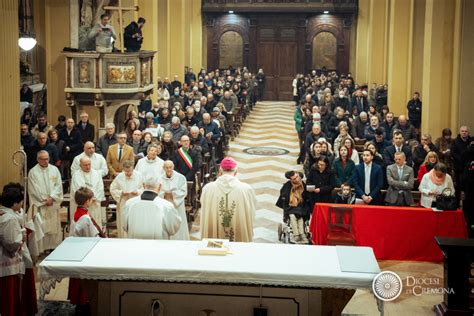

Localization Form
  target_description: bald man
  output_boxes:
[173,135,200,181]
[197,113,221,143]
[70,156,106,227]
[394,115,417,142]
[71,141,108,177]
[159,160,189,240]
[28,150,63,253]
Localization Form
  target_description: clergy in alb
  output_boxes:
[27,150,64,253]
[200,157,257,242]
[70,156,105,227]
[122,174,181,240]
[110,160,143,238]
[70,141,108,177]
[159,160,189,240]
[135,143,165,178]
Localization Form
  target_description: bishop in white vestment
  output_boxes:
[70,141,109,177]
[159,160,189,240]
[110,160,143,237]
[122,174,181,240]
[200,157,257,242]
[27,150,64,253]
[135,144,164,178]
[70,156,105,227]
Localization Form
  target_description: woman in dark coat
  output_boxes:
[307,156,336,210]
[333,145,355,186]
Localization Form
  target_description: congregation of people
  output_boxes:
[3,64,265,315]
[283,70,474,243]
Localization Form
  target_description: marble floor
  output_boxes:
[38,101,444,315]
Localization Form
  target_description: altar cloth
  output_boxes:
[39,237,380,290]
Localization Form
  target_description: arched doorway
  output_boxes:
[219,31,243,69]
[312,32,337,70]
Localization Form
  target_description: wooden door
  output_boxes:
[257,41,297,101]
[277,42,297,101]
[257,42,277,100]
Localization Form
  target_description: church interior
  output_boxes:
[1,0,474,315]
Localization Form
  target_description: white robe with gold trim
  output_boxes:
[200,174,257,242]
[27,164,63,253]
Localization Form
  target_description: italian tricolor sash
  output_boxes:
[178,147,193,169]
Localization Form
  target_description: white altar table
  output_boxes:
[39,238,381,315]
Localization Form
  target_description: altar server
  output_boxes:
[110,160,143,237]
[0,187,36,316]
[71,141,109,177]
[160,160,189,240]
[122,174,181,240]
[5,183,37,316]
[135,143,165,178]
[200,157,257,242]
[70,156,105,228]
[68,187,104,315]
[28,150,64,253]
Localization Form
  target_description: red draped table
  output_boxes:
[309,203,468,262]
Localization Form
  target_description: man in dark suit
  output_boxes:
[351,89,368,115]
[354,149,384,205]
[383,130,413,167]
[385,152,414,206]
[59,118,83,182]
[173,135,201,181]
[76,112,95,143]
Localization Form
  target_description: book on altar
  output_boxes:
[198,239,231,256]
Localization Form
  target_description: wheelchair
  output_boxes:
[277,212,312,244]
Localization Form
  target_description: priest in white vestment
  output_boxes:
[70,141,109,177]
[122,174,181,240]
[135,143,164,178]
[160,160,189,240]
[200,157,257,242]
[110,160,143,237]
[27,150,64,253]
[70,156,105,228]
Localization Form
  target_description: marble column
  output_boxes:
[0,0,21,187]
[190,0,203,73]
[168,0,186,82]
[421,0,460,136]
[410,0,426,95]
[355,0,370,83]
[157,0,170,77]
[387,0,414,116]
[458,0,474,129]
[44,0,70,123]
[137,0,159,101]
[367,0,389,85]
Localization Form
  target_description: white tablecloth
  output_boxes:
[39,238,380,290]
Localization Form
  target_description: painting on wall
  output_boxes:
[107,64,136,84]
[79,61,90,83]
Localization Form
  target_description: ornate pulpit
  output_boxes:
[63,50,156,133]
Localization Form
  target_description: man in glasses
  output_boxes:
[106,132,134,178]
